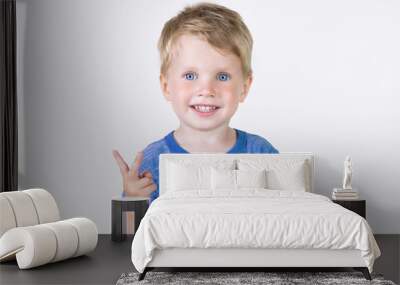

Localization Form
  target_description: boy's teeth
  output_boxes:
[193,105,217,112]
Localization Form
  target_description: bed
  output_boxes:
[130,153,381,281]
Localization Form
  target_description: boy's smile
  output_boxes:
[160,34,252,132]
[190,104,220,117]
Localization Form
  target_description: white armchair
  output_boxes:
[0,188,98,269]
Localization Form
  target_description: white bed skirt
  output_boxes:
[147,248,366,268]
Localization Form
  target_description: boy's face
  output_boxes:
[160,34,252,132]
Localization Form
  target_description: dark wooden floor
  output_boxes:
[0,234,398,285]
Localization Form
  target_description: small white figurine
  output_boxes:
[342,155,353,190]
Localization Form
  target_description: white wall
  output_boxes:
[16,0,400,234]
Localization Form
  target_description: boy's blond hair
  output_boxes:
[158,2,253,78]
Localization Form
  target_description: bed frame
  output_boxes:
[137,153,372,281]
[141,248,371,280]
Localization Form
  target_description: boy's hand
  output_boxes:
[112,150,157,198]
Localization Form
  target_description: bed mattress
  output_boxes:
[131,190,380,273]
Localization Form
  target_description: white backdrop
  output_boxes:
[16,0,400,233]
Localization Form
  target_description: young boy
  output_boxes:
[113,2,278,204]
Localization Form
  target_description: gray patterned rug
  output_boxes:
[116,271,396,285]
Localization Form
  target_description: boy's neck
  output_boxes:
[173,126,236,153]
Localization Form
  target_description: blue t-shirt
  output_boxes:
[123,128,278,204]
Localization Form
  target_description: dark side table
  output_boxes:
[332,199,366,219]
[111,196,149,242]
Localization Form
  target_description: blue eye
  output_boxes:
[218,73,230,81]
[184,72,197,81]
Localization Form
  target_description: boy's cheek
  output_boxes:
[168,80,190,94]
[171,91,192,105]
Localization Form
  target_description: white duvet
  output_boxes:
[131,190,381,273]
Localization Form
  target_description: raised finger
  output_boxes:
[112,149,129,176]
[130,151,144,177]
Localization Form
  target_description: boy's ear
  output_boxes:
[159,73,171,101]
[239,74,253,103]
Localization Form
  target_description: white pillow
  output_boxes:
[167,162,209,191]
[211,168,236,190]
[211,168,267,190]
[166,160,235,192]
[237,159,309,191]
[267,164,306,191]
[236,169,267,189]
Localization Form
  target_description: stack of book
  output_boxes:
[332,188,359,200]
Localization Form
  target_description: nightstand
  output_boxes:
[332,199,366,219]
[111,196,149,242]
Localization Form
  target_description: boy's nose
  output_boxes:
[198,80,216,97]
[198,90,215,97]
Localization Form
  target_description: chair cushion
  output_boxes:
[0,196,16,237]
[0,191,39,227]
[0,188,60,238]
[0,218,98,269]
[24,188,60,223]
